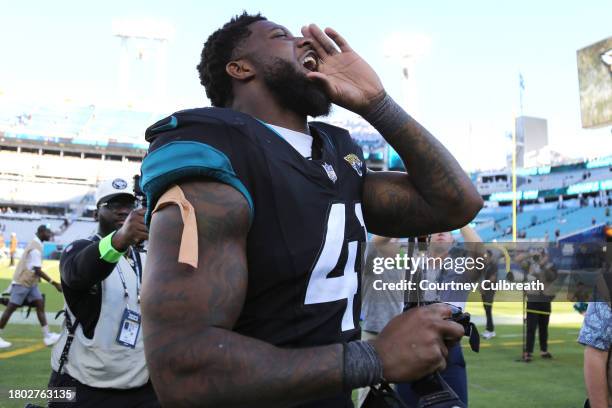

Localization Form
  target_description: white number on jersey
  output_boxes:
[304,203,366,331]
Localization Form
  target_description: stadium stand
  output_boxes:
[1,99,610,245]
[54,219,97,245]
[525,206,610,239]
[0,216,65,240]
[0,179,90,206]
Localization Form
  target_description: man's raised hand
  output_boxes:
[301,24,385,115]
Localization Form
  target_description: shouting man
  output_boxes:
[140,12,482,407]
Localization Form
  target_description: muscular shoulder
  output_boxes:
[145,107,262,149]
[142,107,259,225]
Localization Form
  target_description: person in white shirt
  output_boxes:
[0,225,62,348]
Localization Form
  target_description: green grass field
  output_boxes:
[0,260,589,407]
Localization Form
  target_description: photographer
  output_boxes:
[480,249,499,339]
[48,178,158,407]
[359,235,406,405]
[518,248,558,362]
[398,226,484,407]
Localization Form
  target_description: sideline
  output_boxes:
[464,339,568,349]
[0,343,47,359]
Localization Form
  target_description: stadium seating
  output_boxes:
[0,215,65,244]
[54,220,97,244]
[471,205,611,241]
[0,179,90,206]
[1,97,610,245]
[0,98,163,145]
[525,206,610,239]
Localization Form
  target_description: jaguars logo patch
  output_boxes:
[344,154,363,177]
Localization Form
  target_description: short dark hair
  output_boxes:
[37,224,50,234]
[197,12,267,107]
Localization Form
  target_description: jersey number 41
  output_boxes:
[304,203,366,332]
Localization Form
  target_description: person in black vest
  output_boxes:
[480,249,499,339]
[48,178,158,408]
[518,248,558,362]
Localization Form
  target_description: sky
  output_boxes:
[0,0,610,171]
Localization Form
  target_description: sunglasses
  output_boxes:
[99,200,137,211]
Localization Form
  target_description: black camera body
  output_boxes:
[405,302,479,350]
[132,174,147,252]
[411,302,479,408]
[362,303,479,408]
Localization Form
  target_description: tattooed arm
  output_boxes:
[362,95,483,237]
[297,25,483,237]
[141,179,343,407]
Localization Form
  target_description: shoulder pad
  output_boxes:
[145,107,258,143]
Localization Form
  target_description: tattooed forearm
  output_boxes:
[141,180,343,407]
[146,325,342,408]
[362,94,483,236]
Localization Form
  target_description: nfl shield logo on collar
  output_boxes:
[322,163,337,183]
[343,154,363,177]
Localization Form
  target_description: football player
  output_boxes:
[140,13,483,407]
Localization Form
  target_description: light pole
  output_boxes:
[383,33,430,171]
[383,32,431,115]
[112,18,174,109]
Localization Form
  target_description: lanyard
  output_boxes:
[116,248,142,306]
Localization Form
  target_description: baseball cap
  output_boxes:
[95,178,135,207]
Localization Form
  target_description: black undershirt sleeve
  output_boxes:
[59,236,119,339]
[60,238,117,290]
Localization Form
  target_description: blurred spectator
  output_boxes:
[518,249,558,362]
[579,301,611,407]
[398,226,484,407]
[481,249,499,339]
[569,282,590,316]
[358,235,405,406]
[0,225,62,349]
[9,233,17,266]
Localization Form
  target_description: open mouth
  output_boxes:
[301,51,319,72]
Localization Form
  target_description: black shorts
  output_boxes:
[48,370,160,408]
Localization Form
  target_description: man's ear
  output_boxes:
[226,59,255,81]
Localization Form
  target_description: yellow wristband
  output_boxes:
[98,232,126,263]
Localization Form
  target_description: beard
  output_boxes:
[261,57,331,118]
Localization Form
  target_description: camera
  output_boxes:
[410,302,479,408]
[363,302,479,408]
[132,174,147,252]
